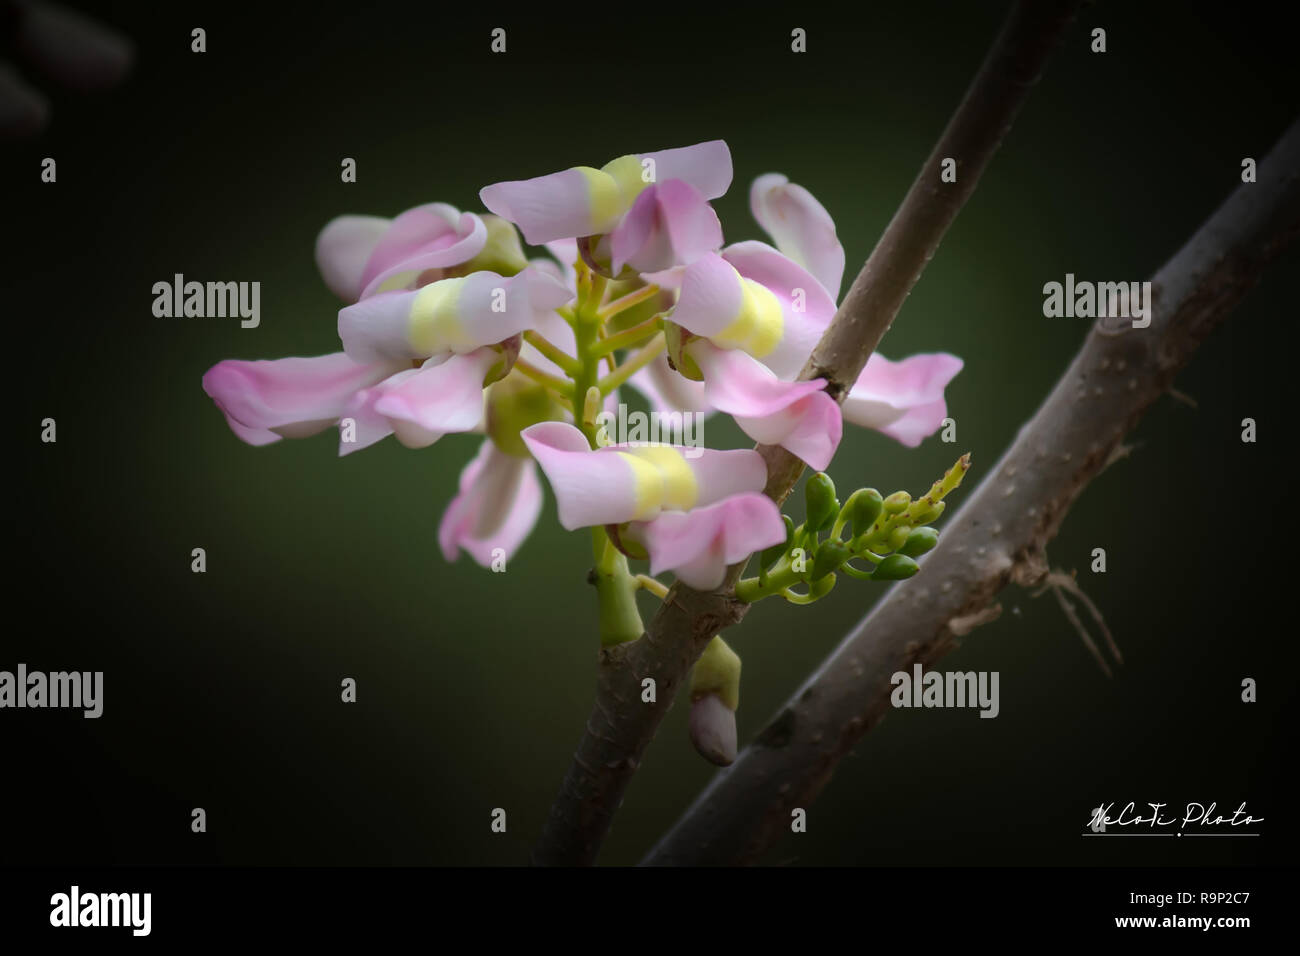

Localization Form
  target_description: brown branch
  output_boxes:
[643,117,1300,866]
[532,0,1083,865]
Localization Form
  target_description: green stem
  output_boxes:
[597,284,661,321]
[570,259,645,646]
[513,358,574,397]
[593,529,644,646]
[598,333,666,394]
[592,315,664,357]
[524,330,580,375]
[573,323,601,444]
[736,558,804,603]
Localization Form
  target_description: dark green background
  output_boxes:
[4,2,1294,865]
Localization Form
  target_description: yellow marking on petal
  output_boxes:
[617,451,664,520]
[374,271,418,295]
[617,445,699,519]
[577,166,624,235]
[633,445,698,511]
[409,277,472,354]
[713,278,784,358]
[601,154,650,207]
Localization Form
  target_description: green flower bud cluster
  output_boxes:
[735,453,971,606]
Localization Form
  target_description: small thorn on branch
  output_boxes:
[1034,569,1122,677]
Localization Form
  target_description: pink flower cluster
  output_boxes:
[203,141,961,589]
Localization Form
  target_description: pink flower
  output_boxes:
[638,493,787,591]
[629,174,962,458]
[202,202,567,569]
[438,440,543,566]
[202,352,406,447]
[841,352,963,447]
[745,173,963,444]
[202,148,963,578]
[337,268,571,364]
[749,172,846,300]
[656,250,842,469]
[480,141,731,272]
[315,202,487,302]
[520,422,785,589]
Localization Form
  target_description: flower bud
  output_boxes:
[908,454,971,521]
[690,635,741,711]
[689,636,741,765]
[581,385,602,430]
[810,537,850,582]
[808,570,837,600]
[882,490,912,515]
[849,488,883,538]
[899,526,939,557]
[805,472,839,532]
[689,692,737,766]
[909,499,946,525]
[486,372,565,457]
[870,553,920,581]
[883,523,908,550]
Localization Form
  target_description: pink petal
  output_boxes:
[643,140,733,200]
[337,367,422,456]
[356,204,488,299]
[378,352,490,445]
[627,354,712,418]
[721,240,837,379]
[637,264,687,290]
[480,142,731,247]
[221,415,281,447]
[667,252,746,339]
[337,267,573,363]
[688,342,842,470]
[522,422,637,528]
[544,238,579,287]
[520,421,766,530]
[638,492,786,591]
[609,180,723,274]
[527,257,565,285]
[315,215,391,302]
[438,441,543,567]
[843,352,963,447]
[750,173,846,299]
[481,167,618,245]
[202,352,401,444]
[733,390,842,471]
[876,398,951,448]
[669,250,824,378]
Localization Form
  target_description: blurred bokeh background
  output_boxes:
[4,2,1295,865]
